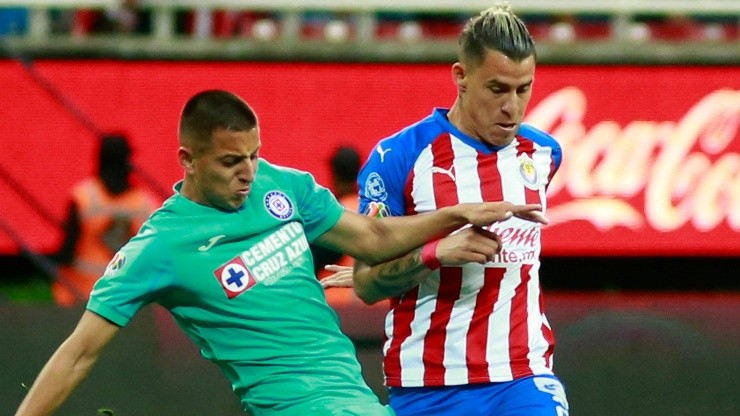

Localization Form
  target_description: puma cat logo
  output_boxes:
[431,165,456,182]
[376,144,392,163]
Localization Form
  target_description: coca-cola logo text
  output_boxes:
[526,87,739,233]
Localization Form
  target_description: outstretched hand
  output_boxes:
[320,265,354,288]
[459,202,548,227]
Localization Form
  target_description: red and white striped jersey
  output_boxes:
[358,108,561,387]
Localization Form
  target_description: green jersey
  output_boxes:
[87,160,392,416]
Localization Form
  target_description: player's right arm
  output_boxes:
[15,310,120,416]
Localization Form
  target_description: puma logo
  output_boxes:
[376,144,392,163]
[431,165,456,182]
[198,235,226,252]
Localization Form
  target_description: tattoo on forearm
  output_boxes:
[369,249,430,297]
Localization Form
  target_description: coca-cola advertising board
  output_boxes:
[0,62,737,255]
[530,83,738,256]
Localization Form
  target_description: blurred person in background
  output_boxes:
[312,145,362,279]
[51,133,157,307]
[325,4,569,415]
[15,89,545,416]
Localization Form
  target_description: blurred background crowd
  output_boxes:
[1,0,737,43]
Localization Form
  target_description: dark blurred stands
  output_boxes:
[0,1,736,63]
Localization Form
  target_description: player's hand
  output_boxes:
[320,265,354,288]
[512,207,549,224]
[436,226,502,266]
[456,202,548,226]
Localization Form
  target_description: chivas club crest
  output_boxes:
[518,153,539,190]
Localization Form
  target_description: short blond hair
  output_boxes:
[458,3,536,66]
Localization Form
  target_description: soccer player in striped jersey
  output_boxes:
[352,4,569,415]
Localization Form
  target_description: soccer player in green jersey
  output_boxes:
[15,90,546,416]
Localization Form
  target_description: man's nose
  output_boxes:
[501,92,518,116]
[238,161,256,181]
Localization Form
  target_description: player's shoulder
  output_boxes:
[371,109,448,160]
[137,201,188,244]
[128,215,166,246]
[390,109,447,144]
[109,220,167,272]
[518,123,561,151]
[256,159,318,195]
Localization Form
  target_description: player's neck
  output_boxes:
[447,99,473,139]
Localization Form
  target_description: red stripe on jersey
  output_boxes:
[515,138,541,205]
[404,167,417,216]
[421,266,463,384]
[430,134,458,208]
[466,267,505,382]
[509,264,534,378]
[546,159,557,191]
[385,287,420,384]
[540,290,555,368]
[476,151,503,202]
[415,134,463,384]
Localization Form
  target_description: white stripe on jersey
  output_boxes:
[400,271,441,383]
[498,143,527,203]
[529,140,554,211]
[526,262,549,371]
[487,267,517,380]
[441,262,483,384]
[450,136,484,203]
[410,144,436,213]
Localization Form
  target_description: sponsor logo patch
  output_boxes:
[264,191,294,220]
[104,251,126,276]
[366,201,389,218]
[214,256,257,299]
[365,172,387,201]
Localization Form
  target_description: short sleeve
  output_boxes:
[292,171,344,242]
[86,232,172,327]
[358,138,410,217]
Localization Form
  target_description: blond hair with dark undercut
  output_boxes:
[458,3,536,66]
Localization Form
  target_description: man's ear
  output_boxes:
[452,62,466,93]
[177,147,194,173]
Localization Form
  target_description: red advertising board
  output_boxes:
[0,61,737,255]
